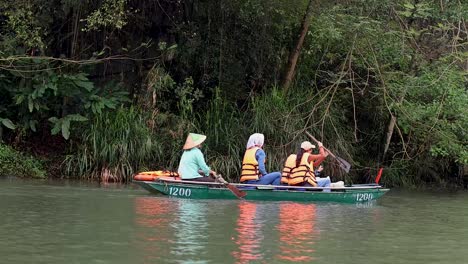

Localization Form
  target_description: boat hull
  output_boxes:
[133,180,390,203]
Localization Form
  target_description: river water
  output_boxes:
[1,177,467,264]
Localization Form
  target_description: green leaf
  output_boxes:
[50,123,61,135]
[61,119,70,139]
[15,95,25,105]
[74,80,94,91]
[29,120,37,132]
[1,118,16,130]
[167,44,178,50]
[48,117,59,123]
[28,97,34,112]
[103,100,116,109]
[403,3,415,10]
[75,73,88,81]
[68,114,88,122]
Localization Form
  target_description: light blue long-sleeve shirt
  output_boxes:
[177,148,211,179]
[255,148,268,176]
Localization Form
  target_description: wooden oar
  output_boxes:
[305,131,351,173]
[214,174,247,199]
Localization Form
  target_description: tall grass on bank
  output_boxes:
[0,144,46,178]
[146,112,192,172]
[195,88,247,181]
[247,87,356,181]
[60,87,456,187]
[191,87,357,182]
[64,107,153,182]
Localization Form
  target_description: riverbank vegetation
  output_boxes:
[0,144,45,178]
[0,0,466,187]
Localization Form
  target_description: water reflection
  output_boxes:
[276,203,318,262]
[134,198,211,263]
[134,197,174,263]
[171,200,210,263]
[134,197,172,228]
[133,198,374,264]
[231,202,263,264]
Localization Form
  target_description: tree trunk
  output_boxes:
[281,0,314,94]
[381,1,422,161]
[383,115,396,159]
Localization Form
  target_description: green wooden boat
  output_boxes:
[133,177,390,203]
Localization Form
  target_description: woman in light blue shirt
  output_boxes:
[177,133,217,182]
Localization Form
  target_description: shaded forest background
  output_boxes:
[0,0,467,187]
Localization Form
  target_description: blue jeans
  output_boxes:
[298,177,331,192]
[245,172,281,186]
[316,176,331,192]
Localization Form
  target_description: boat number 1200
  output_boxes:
[169,187,192,197]
[356,193,373,202]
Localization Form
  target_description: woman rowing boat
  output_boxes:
[177,133,217,182]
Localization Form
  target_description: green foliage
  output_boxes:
[394,63,468,165]
[0,118,15,130]
[0,0,466,186]
[398,1,433,19]
[82,0,129,31]
[49,114,88,140]
[194,88,247,179]
[2,4,46,51]
[176,77,204,120]
[64,107,153,182]
[83,81,130,114]
[0,59,129,139]
[0,144,46,178]
[174,0,305,97]
[185,86,356,182]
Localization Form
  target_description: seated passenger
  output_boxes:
[239,133,281,185]
[315,165,345,188]
[177,133,217,182]
[314,164,332,190]
[281,141,330,192]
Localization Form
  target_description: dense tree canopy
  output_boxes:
[0,0,467,186]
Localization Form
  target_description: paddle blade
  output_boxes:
[226,184,247,199]
[336,156,351,173]
[305,131,351,173]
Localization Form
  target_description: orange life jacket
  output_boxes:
[240,147,262,182]
[288,153,317,186]
[133,170,180,181]
[281,154,297,184]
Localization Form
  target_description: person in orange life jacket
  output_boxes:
[240,133,281,185]
[300,141,331,191]
[281,141,330,191]
[177,133,217,182]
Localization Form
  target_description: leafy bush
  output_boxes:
[0,144,46,178]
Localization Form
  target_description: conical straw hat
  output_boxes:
[183,133,207,150]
